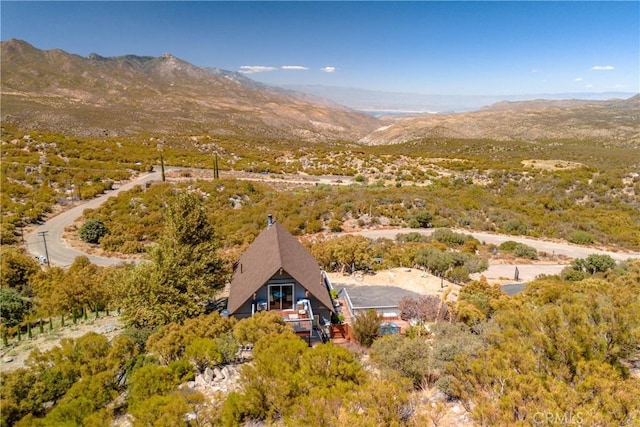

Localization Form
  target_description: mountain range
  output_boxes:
[0,39,378,142]
[1,39,638,145]
[361,95,639,145]
[280,84,636,115]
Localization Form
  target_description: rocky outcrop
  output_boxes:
[184,363,241,396]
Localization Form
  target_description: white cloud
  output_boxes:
[574,77,583,82]
[321,66,336,73]
[586,84,594,88]
[281,65,308,70]
[591,65,614,71]
[531,69,539,73]
[239,65,277,74]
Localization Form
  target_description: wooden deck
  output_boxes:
[280,308,311,321]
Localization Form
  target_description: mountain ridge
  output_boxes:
[1,39,380,141]
[2,39,637,145]
[360,94,639,145]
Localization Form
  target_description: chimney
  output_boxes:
[267,214,273,228]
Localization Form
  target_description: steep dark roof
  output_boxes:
[227,221,333,314]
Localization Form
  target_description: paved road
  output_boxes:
[26,168,640,276]
[355,228,640,282]
[356,228,640,261]
[24,167,349,267]
[26,170,162,267]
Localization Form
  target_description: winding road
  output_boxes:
[356,229,640,282]
[25,170,640,282]
[26,169,162,267]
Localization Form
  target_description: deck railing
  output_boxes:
[338,288,356,319]
[281,299,314,339]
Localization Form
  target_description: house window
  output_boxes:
[268,284,294,310]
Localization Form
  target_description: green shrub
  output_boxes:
[0,288,32,327]
[99,234,126,252]
[328,219,343,232]
[0,222,17,245]
[567,230,595,245]
[498,241,537,259]
[571,254,616,274]
[503,219,528,235]
[119,240,146,254]
[447,265,471,284]
[370,335,432,388]
[185,338,222,372]
[352,309,382,347]
[128,364,180,405]
[305,219,324,234]
[233,311,291,345]
[396,232,428,243]
[560,267,590,281]
[407,210,433,228]
[432,228,470,246]
[0,247,40,292]
[498,241,519,252]
[457,279,506,324]
[512,243,538,260]
[431,322,486,395]
[429,217,450,228]
[79,219,109,244]
[167,359,196,383]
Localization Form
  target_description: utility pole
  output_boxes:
[37,231,51,267]
[158,140,166,182]
[160,152,166,182]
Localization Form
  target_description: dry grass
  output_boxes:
[327,267,462,300]
[522,159,584,171]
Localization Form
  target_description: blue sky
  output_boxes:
[2,1,638,96]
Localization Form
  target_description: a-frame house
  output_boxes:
[227,216,334,338]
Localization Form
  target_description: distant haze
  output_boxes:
[281,85,637,115]
[1,2,638,96]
